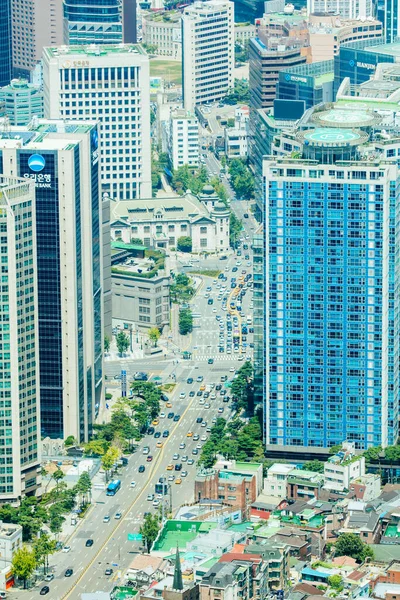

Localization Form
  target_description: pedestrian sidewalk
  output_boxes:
[105,332,145,361]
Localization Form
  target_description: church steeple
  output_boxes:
[172,544,183,590]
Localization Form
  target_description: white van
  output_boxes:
[143,446,150,455]
[246,316,252,324]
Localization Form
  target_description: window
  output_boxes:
[200,226,207,234]
[200,239,207,247]
[144,226,150,233]
[139,315,150,322]
[139,298,150,305]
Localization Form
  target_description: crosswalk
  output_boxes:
[193,354,251,361]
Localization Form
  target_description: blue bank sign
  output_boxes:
[21,152,53,189]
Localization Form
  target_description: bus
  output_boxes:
[106,479,121,496]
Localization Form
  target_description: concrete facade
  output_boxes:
[168,109,199,170]
[0,79,43,126]
[110,188,230,254]
[142,12,182,59]
[42,44,151,200]
[11,0,63,78]
[182,0,234,110]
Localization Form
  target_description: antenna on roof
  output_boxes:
[0,117,10,139]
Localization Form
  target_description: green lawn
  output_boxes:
[150,59,182,85]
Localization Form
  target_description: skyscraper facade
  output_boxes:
[0,120,103,443]
[11,0,63,79]
[0,0,12,87]
[182,0,234,111]
[42,44,152,200]
[262,118,399,450]
[63,0,122,45]
[0,175,41,501]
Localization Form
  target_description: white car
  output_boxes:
[201,435,207,441]
[204,403,210,409]
[103,515,110,523]
[63,546,71,553]
[147,494,154,501]
[153,499,160,508]
[230,367,236,372]
[168,474,175,482]
[130,481,136,487]
[180,392,186,399]
[199,398,205,405]
[159,412,166,418]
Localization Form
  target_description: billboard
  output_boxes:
[273,99,306,120]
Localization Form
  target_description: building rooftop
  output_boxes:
[367,41,400,56]
[44,43,146,58]
[111,192,212,223]
[153,520,218,553]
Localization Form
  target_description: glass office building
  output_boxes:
[0,0,11,87]
[277,61,334,110]
[0,120,103,443]
[262,125,399,450]
[63,0,122,45]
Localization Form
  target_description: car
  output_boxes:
[188,458,195,465]
[200,383,206,391]
[168,412,174,419]
[197,375,204,382]
[245,255,250,260]
[179,442,186,449]
[193,433,200,440]
[175,478,182,484]
[147,426,155,435]
[187,431,193,437]
[40,586,50,595]
[173,415,181,422]
[166,402,172,408]
[206,286,212,292]
[159,412,166,418]
[220,389,227,396]
[173,453,180,460]
[201,421,207,427]
[208,358,214,364]
[210,393,216,399]
[161,393,169,402]
[181,455,188,462]
[139,465,145,473]
[65,569,73,577]
[147,493,154,501]
[115,511,122,520]
[197,390,203,397]
[152,419,159,426]
[204,403,210,409]
[207,298,214,305]
[196,443,202,449]
[153,499,160,507]
[244,213,249,218]
[199,398,205,405]
[196,417,203,423]
[154,431,161,438]
[167,464,174,470]
[179,392,186,399]
[63,545,71,553]
[181,470,188,477]
[219,347,225,353]
[192,448,199,455]
[45,574,54,582]
[114,374,121,380]
[105,568,113,576]
[203,392,209,399]
[218,407,224,413]
[175,463,182,471]
[103,515,110,523]
[243,244,248,250]
[187,377,193,384]
[232,267,238,272]
[156,441,163,448]
[230,366,236,372]
[163,430,170,438]
[223,396,230,403]
[85,539,94,547]
[146,455,153,462]
[212,417,217,423]
[189,390,195,397]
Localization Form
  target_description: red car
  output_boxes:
[146,455,153,462]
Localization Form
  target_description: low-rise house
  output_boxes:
[348,474,381,502]
[264,463,294,497]
[218,549,268,599]
[127,554,169,588]
[287,471,324,501]
[324,442,366,493]
[338,510,382,544]
[245,539,290,589]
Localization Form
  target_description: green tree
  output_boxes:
[210,176,228,204]
[302,460,325,473]
[101,446,120,481]
[223,79,250,104]
[177,236,192,252]
[76,471,92,506]
[84,439,110,456]
[12,545,36,589]
[64,435,76,447]
[33,532,56,575]
[179,308,193,334]
[328,575,343,591]
[229,212,243,247]
[148,327,161,347]
[104,334,111,353]
[48,508,64,539]
[335,533,374,562]
[116,331,129,355]
[52,468,65,495]
[139,513,160,553]
[226,118,235,128]
[176,273,190,286]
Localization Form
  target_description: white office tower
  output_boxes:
[0,176,41,501]
[42,45,152,200]
[0,120,103,444]
[168,109,199,170]
[307,0,374,19]
[182,0,234,110]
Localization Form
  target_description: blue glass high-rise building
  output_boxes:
[63,0,122,45]
[262,119,399,450]
[0,0,12,87]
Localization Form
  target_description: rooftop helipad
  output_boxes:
[297,127,368,147]
[312,108,380,128]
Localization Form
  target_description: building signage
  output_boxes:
[285,73,308,84]
[349,59,376,70]
[62,60,90,68]
[19,152,56,191]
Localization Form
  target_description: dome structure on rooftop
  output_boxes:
[201,184,215,195]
